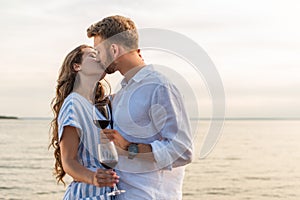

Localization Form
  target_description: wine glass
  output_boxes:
[93,103,125,196]
[93,103,111,129]
[98,141,126,196]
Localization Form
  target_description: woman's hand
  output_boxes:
[102,129,130,151]
[61,127,120,187]
[93,168,119,188]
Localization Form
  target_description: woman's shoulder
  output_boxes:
[60,92,85,113]
[58,93,87,123]
[65,92,89,104]
[65,92,82,101]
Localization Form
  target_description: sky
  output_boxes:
[0,0,299,118]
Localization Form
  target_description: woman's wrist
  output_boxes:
[90,171,97,186]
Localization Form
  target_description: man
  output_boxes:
[87,15,193,200]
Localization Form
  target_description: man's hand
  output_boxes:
[102,129,130,151]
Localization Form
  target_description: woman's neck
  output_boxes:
[73,75,98,104]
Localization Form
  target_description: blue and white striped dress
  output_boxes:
[58,92,112,200]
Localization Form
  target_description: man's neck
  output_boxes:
[118,52,145,82]
[123,64,145,82]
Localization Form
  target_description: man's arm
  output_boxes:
[102,129,155,161]
[148,83,193,168]
[103,83,193,168]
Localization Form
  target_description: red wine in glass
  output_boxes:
[93,103,111,129]
[93,120,110,129]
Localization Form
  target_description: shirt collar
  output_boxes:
[121,64,153,87]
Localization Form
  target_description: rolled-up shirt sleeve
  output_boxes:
[150,83,194,169]
[58,96,83,142]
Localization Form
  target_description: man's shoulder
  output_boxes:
[143,65,170,84]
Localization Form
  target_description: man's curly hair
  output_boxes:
[87,15,138,50]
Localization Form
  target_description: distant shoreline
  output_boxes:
[0,115,18,119]
[191,117,300,121]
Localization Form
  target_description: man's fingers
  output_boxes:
[102,129,116,135]
[102,130,115,140]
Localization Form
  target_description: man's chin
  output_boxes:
[105,66,116,74]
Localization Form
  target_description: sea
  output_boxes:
[0,119,300,200]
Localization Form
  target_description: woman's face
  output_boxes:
[80,47,106,79]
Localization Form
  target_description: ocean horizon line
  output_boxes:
[1,116,299,121]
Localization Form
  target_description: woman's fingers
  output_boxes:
[96,169,118,178]
[95,169,119,187]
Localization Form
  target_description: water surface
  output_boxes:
[0,119,299,199]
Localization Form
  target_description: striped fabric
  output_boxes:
[58,92,112,200]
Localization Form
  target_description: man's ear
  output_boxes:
[111,44,120,59]
[73,63,81,72]
[137,49,143,59]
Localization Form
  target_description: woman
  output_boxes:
[49,45,118,199]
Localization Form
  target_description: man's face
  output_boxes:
[94,35,117,74]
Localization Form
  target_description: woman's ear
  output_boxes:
[73,63,81,72]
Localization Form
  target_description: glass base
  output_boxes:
[107,189,126,196]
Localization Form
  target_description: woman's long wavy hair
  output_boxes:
[49,44,110,185]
